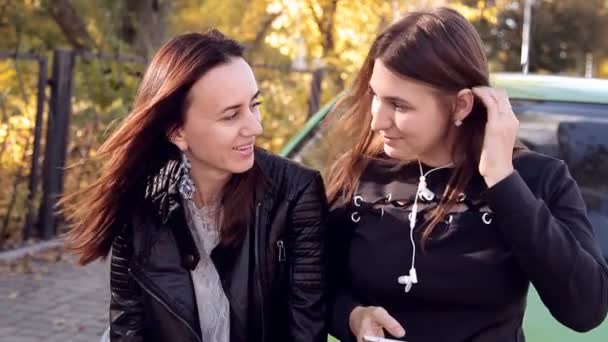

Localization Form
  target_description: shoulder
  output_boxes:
[513,149,568,180]
[513,150,573,200]
[254,148,322,200]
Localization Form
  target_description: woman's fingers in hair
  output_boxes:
[472,86,499,120]
[472,87,514,120]
[474,86,519,187]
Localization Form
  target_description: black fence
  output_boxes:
[0,51,47,248]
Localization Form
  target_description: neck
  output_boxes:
[417,150,455,168]
[189,161,231,208]
[417,127,460,168]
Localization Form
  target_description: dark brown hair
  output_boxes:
[63,30,264,265]
[326,7,523,241]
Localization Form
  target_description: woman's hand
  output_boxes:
[472,87,519,188]
[349,306,405,342]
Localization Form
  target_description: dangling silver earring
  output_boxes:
[178,152,196,200]
[454,120,463,127]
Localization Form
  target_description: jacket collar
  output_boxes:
[144,158,182,225]
[144,148,275,224]
[142,158,201,273]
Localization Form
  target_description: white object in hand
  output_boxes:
[363,335,405,342]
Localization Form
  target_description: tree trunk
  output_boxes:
[247,12,281,54]
[118,0,169,58]
[307,0,342,92]
[43,0,97,50]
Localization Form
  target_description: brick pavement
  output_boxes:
[0,251,108,342]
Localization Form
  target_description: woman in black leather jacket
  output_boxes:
[63,30,328,342]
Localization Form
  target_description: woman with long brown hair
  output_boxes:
[325,7,608,342]
[63,30,327,342]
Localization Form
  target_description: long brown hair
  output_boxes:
[326,7,523,241]
[63,30,264,265]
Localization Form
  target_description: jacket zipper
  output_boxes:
[129,267,202,342]
[277,240,286,262]
[254,201,267,342]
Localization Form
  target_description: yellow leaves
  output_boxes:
[0,60,39,169]
[172,0,275,43]
[265,34,292,56]
[22,0,42,9]
[449,1,500,25]
[332,0,391,72]
[8,115,32,129]
[263,0,390,71]
[0,133,32,169]
[267,2,283,14]
[599,58,608,78]
[254,67,312,152]
[0,62,17,84]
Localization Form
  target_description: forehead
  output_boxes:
[369,59,442,97]
[187,57,258,113]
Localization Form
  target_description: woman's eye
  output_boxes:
[224,112,239,120]
[393,103,410,112]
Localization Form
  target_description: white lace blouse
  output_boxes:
[184,199,230,342]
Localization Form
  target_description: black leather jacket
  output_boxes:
[109,149,328,342]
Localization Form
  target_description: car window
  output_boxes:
[511,101,608,259]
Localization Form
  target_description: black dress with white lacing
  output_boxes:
[328,152,608,342]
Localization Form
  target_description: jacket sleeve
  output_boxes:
[288,172,329,342]
[485,160,608,332]
[327,200,360,342]
[109,225,145,341]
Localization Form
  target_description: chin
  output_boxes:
[383,144,404,159]
[384,143,419,161]
[229,156,255,174]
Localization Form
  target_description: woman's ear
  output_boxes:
[452,88,475,123]
[170,127,188,151]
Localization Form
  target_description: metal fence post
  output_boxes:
[38,49,74,239]
[22,57,48,240]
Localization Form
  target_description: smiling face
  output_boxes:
[172,57,263,178]
[369,59,472,165]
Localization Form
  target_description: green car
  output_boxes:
[280,73,608,341]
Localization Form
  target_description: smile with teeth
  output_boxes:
[233,144,253,151]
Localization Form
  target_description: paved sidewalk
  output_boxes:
[0,250,108,342]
